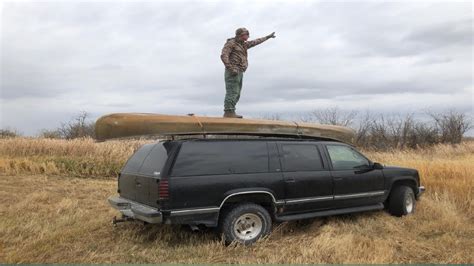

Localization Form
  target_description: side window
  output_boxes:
[121,143,154,174]
[326,145,370,170]
[281,144,324,172]
[171,141,269,176]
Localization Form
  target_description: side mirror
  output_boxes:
[372,162,384,169]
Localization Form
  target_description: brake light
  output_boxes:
[158,180,169,200]
[117,172,121,193]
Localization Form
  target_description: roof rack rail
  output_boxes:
[161,133,342,142]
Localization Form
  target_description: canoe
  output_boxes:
[95,113,355,143]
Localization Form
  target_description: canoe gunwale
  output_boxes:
[95,132,349,143]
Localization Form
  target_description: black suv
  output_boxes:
[109,138,425,244]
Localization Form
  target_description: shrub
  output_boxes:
[0,128,20,138]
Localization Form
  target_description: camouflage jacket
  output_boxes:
[220,36,270,73]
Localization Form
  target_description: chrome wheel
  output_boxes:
[233,213,263,241]
[405,194,414,213]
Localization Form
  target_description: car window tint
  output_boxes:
[281,144,324,171]
[139,143,168,176]
[122,143,155,174]
[172,141,268,176]
[327,145,369,170]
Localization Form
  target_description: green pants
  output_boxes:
[224,69,244,111]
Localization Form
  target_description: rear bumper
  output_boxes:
[108,196,163,224]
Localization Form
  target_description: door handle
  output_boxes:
[285,178,296,183]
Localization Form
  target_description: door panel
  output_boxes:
[282,171,334,213]
[134,176,151,204]
[118,142,170,206]
[325,144,385,208]
[278,143,334,213]
[331,170,385,207]
[119,172,136,201]
[118,143,155,202]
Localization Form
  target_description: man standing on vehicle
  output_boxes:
[220,28,276,118]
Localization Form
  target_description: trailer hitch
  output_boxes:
[112,215,134,226]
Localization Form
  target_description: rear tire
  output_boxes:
[388,185,416,217]
[219,203,272,245]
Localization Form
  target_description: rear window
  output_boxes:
[122,143,169,176]
[122,143,154,174]
[140,143,169,176]
[171,141,269,176]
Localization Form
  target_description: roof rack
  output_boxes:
[95,132,346,143]
[161,132,344,142]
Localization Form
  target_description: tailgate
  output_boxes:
[118,142,170,207]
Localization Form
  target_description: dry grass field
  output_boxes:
[0,137,473,264]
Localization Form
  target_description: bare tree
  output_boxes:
[354,111,373,147]
[38,129,62,139]
[260,113,283,121]
[428,110,472,144]
[58,111,96,139]
[353,112,441,150]
[303,107,357,126]
[0,128,21,138]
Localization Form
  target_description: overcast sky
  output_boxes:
[1,0,472,135]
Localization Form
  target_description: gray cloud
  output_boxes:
[0,0,472,135]
[405,19,472,48]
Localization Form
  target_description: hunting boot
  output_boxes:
[223,110,243,119]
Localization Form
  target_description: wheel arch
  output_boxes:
[387,177,418,200]
[218,189,282,220]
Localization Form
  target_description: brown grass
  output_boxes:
[0,138,473,263]
[0,137,152,178]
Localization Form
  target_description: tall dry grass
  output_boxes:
[0,137,153,178]
[364,142,474,216]
[0,137,473,263]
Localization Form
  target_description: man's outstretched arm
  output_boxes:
[246,32,276,49]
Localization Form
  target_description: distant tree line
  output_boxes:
[298,107,472,150]
[1,109,472,150]
[1,111,96,139]
[0,128,21,138]
[39,111,96,139]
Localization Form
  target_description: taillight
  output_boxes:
[117,172,121,193]
[158,180,169,200]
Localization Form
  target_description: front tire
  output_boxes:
[220,203,272,245]
[388,185,416,217]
